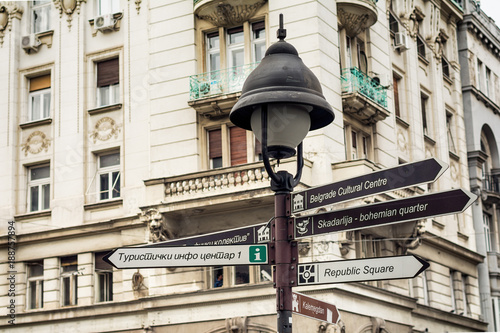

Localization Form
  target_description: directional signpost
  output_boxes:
[297,255,429,286]
[292,292,340,325]
[291,158,447,213]
[294,188,476,239]
[103,157,479,333]
[104,244,268,269]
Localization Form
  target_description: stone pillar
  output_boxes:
[78,252,94,306]
[44,258,60,310]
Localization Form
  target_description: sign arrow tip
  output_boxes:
[413,255,430,277]
[432,158,449,181]
[461,189,478,212]
[103,250,118,269]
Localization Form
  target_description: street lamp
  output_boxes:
[230,14,335,333]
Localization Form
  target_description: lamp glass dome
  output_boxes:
[250,103,311,159]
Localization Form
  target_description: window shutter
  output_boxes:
[97,58,119,87]
[30,74,51,92]
[230,126,247,166]
[252,21,265,31]
[208,129,222,159]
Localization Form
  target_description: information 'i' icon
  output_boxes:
[249,245,267,263]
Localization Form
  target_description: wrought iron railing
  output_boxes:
[483,174,500,193]
[341,67,388,108]
[189,63,259,101]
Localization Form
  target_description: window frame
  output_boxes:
[27,164,50,212]
[95,58,120,108]
[344,124,372,161]
[32,0,51,34]
[60,256,78,307]
[208,264,272,289]
[95,252,113,303]
[26,260,44,310]
[446,110,457,154]
[28,74,52,122]
[97,0,120,16]
[203,119,258,169]
[97,151,121,201]
[420,92,430,136]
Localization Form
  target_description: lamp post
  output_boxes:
[230,14,335,333]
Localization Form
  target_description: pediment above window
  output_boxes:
[194,0,267,27]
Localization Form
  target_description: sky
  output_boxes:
[480,0,500,28]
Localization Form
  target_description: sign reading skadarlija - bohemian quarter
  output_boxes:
[294,188,476,239]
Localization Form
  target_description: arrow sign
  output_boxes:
[140,222,269,248]
[291,158,447,213]
[292,292,340,324]
[294,188,476,239]
[104,244,268,269]
[297,255,429,285]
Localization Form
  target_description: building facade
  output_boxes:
[0,0,489,332]
[458,0,500,331]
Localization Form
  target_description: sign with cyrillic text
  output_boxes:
[140,222,270,247]
[292,292,340,324]
[291,158,447,213]
[294,189,476,239]
[297,255,429,285]
[104,244,268,269]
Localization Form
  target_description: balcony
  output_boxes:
[341,67,390,124]
[482,174,500,204]
[194,0,267,27]
[336,0,378,37]
[188,63,259,117]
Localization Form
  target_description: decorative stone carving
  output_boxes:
[134,0,142,14]
[0,2,24,46]
[196,0,266,27]
[225,316,248,333]
[53,0,85,30]
[397,129,408,154]
[141,208,174,243]
[89,117,121,143]
[21,131,51,156]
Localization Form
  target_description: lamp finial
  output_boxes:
[277,13,286,41]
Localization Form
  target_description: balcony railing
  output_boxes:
[189,63,259,101]
[341,67,388,109]
[483,174,500,193]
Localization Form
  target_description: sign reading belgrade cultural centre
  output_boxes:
[104,244,268,269]
[291,158,447,213]
[294,189,476,239]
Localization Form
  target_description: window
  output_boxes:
[209,265,271,289]
[446,112,456,153]
[29,74,51,122]
[98,152,120,200]
[203,20,266,76]
[483,213,492,252]
[346,126,371,161]
[96,58,120,107]
[420,93,429,135]
[28,165,50,212]
[393,74,401,118]
[450,270,457,312]
[206,123,257,169]
[27,261,44,310]
[355,232,381,259]
[486,67,492,97]
[97,0,120,15]
[442,57,450,79]
[95,252,113,302]
[61,256,78,306]
[32,0,51,34]
[389,12,399,35]
[477,59,484,91]
[417,36,426,59]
